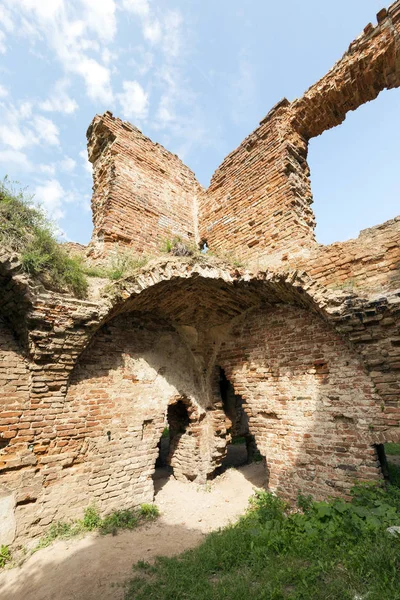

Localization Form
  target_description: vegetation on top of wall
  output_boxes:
[126,474,400,600]
[0,178,88,298]
[84,250,149,281]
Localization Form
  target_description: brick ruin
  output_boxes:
[1,2,400,547]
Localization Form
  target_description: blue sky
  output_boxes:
[0,0,398,246]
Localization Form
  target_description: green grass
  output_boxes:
[0,545,11,569]
[34,503,159,551]
[84,252,149,281]
[0,177,87,297]
[385,443,400,456]
[126,474,400,600]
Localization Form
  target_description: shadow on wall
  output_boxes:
[217,303,393,502]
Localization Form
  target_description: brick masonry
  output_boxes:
[1,2,400,546]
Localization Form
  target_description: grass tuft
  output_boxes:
[33,503,160,551]
[0,545,11,569]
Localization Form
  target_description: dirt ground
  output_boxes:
[0,462,265,600]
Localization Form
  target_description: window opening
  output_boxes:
[308,88,400,245]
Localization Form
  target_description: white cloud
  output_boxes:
[59,156,76,172]
[122,0,150,18]
[0,30,6,54]
[143,19,161,44]
[162,11,183,59]
[79,149,92,175]
[0,84,8,98]
[231,50,257,125]
[34,178,66,221]
[5,0,115,105]
[75,57,113,104]
[10,0,65,22]
[39,163,56,175]
[117,80,148,121]
[0,103,34,149]
[40,79,78,114]
[80,0,116,42]
[32,115,60,146]
[0,5,14,32]
[0,149,32,171]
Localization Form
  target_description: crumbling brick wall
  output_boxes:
[87,112,203,257]
[292,218,400,293]
[217,304,385,500]
[199,100,315,263]
[200,1,400,266]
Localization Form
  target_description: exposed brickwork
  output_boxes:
[87,112,203,257]
[218,305,385,500]
[293,218,400,294]
[1,2,400,547]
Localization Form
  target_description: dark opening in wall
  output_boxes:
[308,88,400,245]
[153,400,190,486]
[0,436,10,450]
[217,367,260,471]
[382,442,400,486]
[375,443,390,480]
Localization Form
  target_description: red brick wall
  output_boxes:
[87,112,203,257]
[199,101,315,263]
[295,218,400,293]
[199,2,400,266]
[218,305,385,501]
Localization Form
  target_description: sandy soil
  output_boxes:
[0,463,265,600]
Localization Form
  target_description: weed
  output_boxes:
[107,251,148,280]
[385,443,400,456]
[100,509,139,536]
[160,236,183,253]
[82,505,102,530]
[0,545,11,569]
[161,426,169,439]
[232,436,246,445]
[83,265,109,278]
[140,504,160,519]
